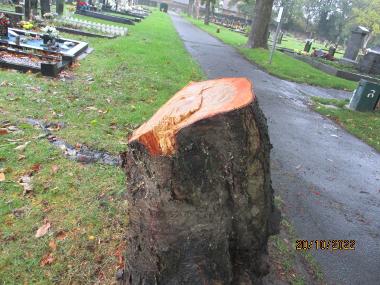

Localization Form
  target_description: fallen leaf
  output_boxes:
[0,128,9,135]
[14,141,30,151]
[56,230,67,240]
[18,155,26,161]
[19,175,33,195]
[85,106,98,111]
[0,172,5,182]
[40,253,54,267]
[35,222,51,238]
[31,163,42,173]
[51,165,59,174]
[49,240,57,251]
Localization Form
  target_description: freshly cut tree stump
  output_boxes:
[122,78,280,285]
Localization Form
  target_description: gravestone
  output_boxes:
[343,26,370,61]
[15,5,23,14]
[358,48,380,75]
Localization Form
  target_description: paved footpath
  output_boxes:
[170,13,380,285]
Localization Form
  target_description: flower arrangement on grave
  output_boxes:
[41,26,59,46]
[77,1,89,11]
[43,13,55,20]
[19,21,34,30]
[0,13,10,38]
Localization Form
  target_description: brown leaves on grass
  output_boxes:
[49,240,57,251]
[40,252,54,267]
[35,220,51,238]
[19,163,42,195]
[115,243,126,269]
[55,230,67,241]
[0,128,9,135]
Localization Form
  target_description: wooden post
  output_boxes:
[121,78,280,284]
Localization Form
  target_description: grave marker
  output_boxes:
[343,26,370,62]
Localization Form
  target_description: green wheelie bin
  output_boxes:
[349,79,380,111]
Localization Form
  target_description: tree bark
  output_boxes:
[194,0,200,19]
[121,78,280,285]
[24,0,31,20]
[188,0,194,17]
[56,0,64,15]
[247,0,275,49]
[40,0,51,16]
[204,0,210,25]
[30,0,38,16]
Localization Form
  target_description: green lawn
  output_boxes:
[0,11,203,284]
[277,35,345,59]
[312,98,380,151]
[186,16,357,91]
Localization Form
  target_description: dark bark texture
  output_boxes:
[247,0,274,49]
[122,100,280,285]
[40,0,51,15]
[204,0,210,25]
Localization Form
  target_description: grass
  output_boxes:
[185,16,357,91]
[277,35,345,59]
[312,97,380,151]
[267,196,325,285]
[0,10,203,284]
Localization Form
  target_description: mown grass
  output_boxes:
[185,16,357,91]
[0,10,203,284]
[267,196,324,285]
[312,97,380,151]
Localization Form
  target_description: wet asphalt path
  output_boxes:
[170,13,380,285]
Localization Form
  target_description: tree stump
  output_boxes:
[122,78,280,285]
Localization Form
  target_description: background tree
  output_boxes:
[40,0,51,15]
[188,0,194,17]
[352,0,380,34]
[247,0,275,48]
[203,0,211,24]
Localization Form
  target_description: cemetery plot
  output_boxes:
[0,28,88,76]
[102,6,149,19]
[75,9,136,25]
[54,17,128,38]
[210,13,250,34]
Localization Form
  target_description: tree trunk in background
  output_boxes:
[40,0,50,16]
[204,0,210,25]
[121,78,280,285]
[195,0,200,19]
[56,0,64,15]
[24,0,31,20]
[30,0,38,16]
[247,0,274,49]
[188,0,194,17]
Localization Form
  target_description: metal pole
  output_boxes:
[269,7,283,64]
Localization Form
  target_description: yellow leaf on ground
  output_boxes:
[0,172,5,182]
